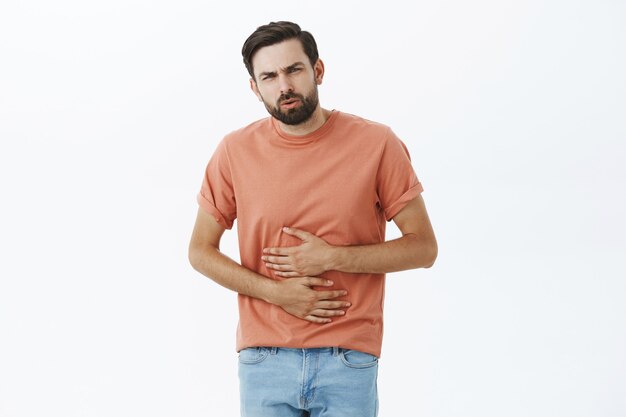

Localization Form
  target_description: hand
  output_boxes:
[262,227,335,277]
[268,277,351,324]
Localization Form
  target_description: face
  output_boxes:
[250,38,324,125]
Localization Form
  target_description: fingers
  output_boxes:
[303,304,350,324]
[262,248,289,256]
[317,300,352,309]
[304,315,333,324]
[265,260,290,270]
[263,255,288,265]
[304,278,348,299]
[262,255,293,273]
[264,262,279,271]
[306,277,335,287]
[304,308,347,324]
[274,271,300,278]
[282,226,310,241]
[311,309,346,317]
[276,277,350,324]
[317,289,348,300]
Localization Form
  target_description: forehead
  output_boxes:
[251,38,310,76]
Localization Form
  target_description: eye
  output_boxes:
[288,67,302,73]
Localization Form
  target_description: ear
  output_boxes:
[313,58,325,85]
[249,78,263,101]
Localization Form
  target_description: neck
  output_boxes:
[276,106,332,136]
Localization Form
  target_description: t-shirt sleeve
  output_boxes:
[196,139,237,229]
[376,127,424,221]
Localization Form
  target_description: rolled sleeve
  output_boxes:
[383,182,424,221]
[196,139,237,229]
[376,127,423,221]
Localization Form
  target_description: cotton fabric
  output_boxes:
[197,110,422,357]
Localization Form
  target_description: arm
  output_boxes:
[262,195,437,276]
[332,195,437,273]
[188,207,351,323]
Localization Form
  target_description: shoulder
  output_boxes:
[337,111,391,134]
[336,112,414,162]
[220,116,272,148]
[334,111,396,151]
[205,117,270,164]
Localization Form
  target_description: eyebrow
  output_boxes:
[258,62,306,79]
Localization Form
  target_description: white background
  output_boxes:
[1,0,625,416]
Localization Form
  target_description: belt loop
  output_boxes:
[333,347,339,356]
[270,347,278,355]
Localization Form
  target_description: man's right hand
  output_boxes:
[189,209,351,324]
[268,277,351,324]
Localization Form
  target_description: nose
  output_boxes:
[277,73,293,94]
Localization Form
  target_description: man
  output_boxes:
[189,21,437,417]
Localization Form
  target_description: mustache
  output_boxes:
[278,92,304,104]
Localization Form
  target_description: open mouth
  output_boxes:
[280,99,301,109]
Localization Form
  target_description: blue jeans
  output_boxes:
[238,347,379,417]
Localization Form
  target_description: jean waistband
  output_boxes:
[264,347,340,356]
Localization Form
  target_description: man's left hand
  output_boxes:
[262,227,334,277]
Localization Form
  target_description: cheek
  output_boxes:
[258,86,277,102]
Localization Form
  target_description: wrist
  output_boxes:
[259,277,280,305]
[326,244,344,272]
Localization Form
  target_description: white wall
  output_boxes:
[1,1,624,416]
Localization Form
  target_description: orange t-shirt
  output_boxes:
[197,110,423,357]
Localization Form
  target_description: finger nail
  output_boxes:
[326,280,333,285]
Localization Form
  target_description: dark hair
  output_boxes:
[241,21,319,79]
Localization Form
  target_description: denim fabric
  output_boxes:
[238,347,379,417]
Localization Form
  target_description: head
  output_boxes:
[242,21,324,125]
[242,21,319,80]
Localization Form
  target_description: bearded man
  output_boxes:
[189,21,438,417]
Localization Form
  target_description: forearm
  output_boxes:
[329,233,437,274]
[189,245,276,303]
[189,244,349,324]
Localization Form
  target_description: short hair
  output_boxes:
[241,21,319,79]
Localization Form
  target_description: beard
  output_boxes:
[262,85,319,126]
